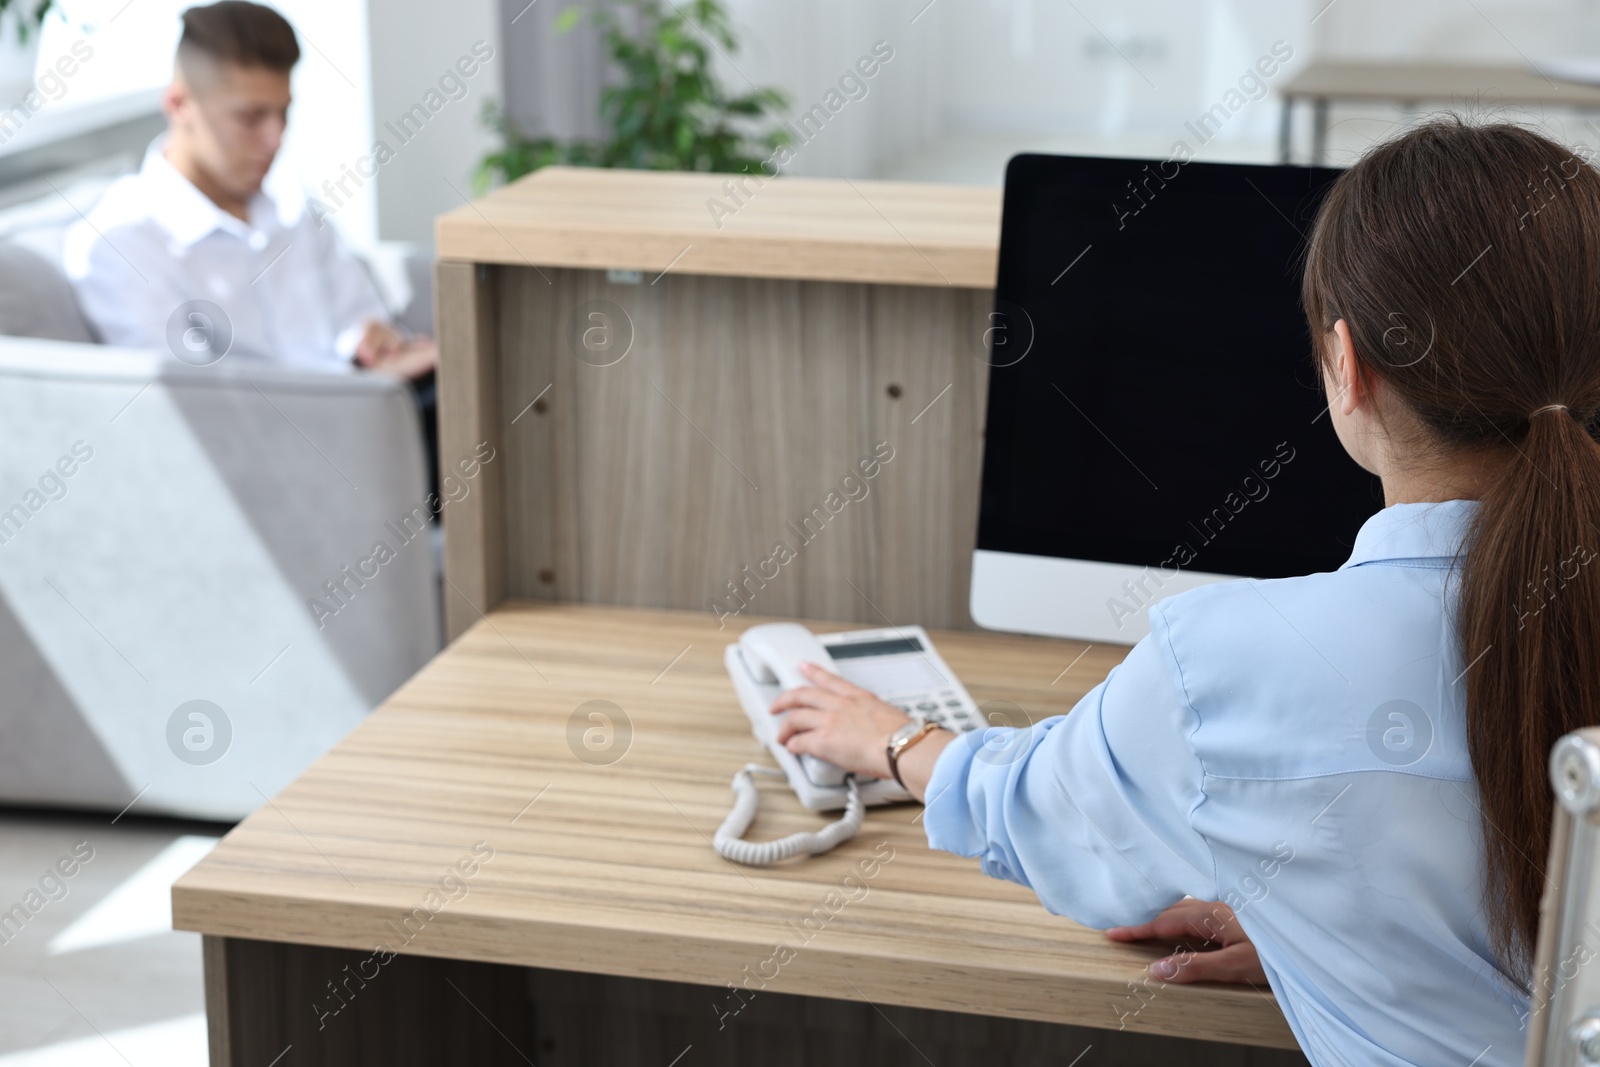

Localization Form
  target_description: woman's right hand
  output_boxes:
[1103,899,1267,984]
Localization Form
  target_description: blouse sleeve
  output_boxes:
[921,603,1218,929]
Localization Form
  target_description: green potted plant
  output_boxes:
[0,1,54,91]
[475,0,790,190]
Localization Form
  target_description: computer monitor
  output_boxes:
[971,153,1384,644]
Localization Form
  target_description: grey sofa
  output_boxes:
[0,184,442,820]
[0,340,442,820]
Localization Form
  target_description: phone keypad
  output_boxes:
[893,690,980,733]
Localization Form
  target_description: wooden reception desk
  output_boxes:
[173,172,1307,1065]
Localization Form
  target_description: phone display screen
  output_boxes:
[821,634,952,695]
[827,637,925,659]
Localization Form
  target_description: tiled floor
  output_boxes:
[0,808,230,1066]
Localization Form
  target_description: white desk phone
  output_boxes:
[713,621,987,866]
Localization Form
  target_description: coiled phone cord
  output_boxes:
[713,764,863,866]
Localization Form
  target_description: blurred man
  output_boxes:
[65,0,435,378]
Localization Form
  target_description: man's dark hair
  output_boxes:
[178,1,300,77]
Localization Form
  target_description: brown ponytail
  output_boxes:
[1302,117,1600,978]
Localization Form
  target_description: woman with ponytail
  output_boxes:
[771,117,1588,1065]
[1301,119,1600,989]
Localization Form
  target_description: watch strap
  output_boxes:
[887,720,939,789]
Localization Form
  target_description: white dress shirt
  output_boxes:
[925,500,1528,1067]
[64,136,389,371]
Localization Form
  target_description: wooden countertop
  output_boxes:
[1280,59,1600,105]
[434,167,1001,289]
[172,601,1296,1049]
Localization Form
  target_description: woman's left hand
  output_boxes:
[769,661,913,779]
[1104,899,1267,984]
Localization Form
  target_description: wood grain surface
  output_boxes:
[434,167,1001,289]
[488,266,993,637]
[173,602,1297,1049]
[435,260,507,640]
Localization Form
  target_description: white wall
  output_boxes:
[927,0,1308,142]
[718,0,944,180]
[275,0,378,247]
[1316,0,1600,60]
[364,0,502,247]
[703,0,1313,178]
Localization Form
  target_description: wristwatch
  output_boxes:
[885,718,943,789]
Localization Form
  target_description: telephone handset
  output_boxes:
[715,621,983,865]
[733,624,850,791]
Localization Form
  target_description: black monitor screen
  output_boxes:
[977,153,1384,579]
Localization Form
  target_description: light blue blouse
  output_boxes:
[924,500,1529,1067]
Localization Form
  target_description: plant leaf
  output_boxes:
[476,0,791,181]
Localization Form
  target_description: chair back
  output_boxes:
[1528,728,1600,1066]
